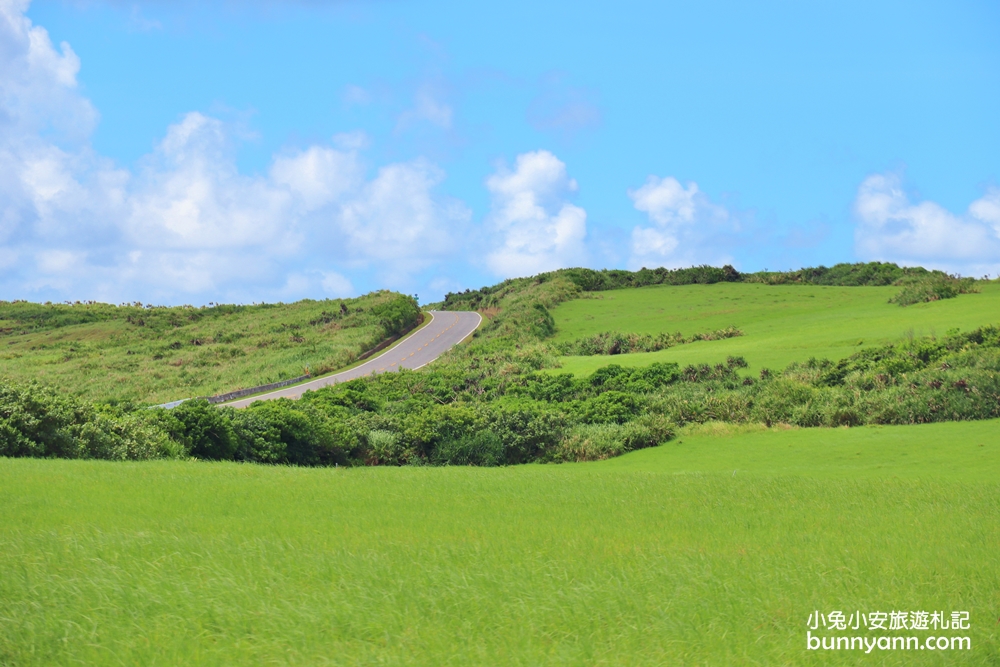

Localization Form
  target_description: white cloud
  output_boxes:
[968,188,1000,235]
[332,130,369,151]
[127,5,162,32]
[126,112,298,256]
[271,143,363,212]
[0,2,471,302]
[0,0,97,141]
[484,150,587,277]
[338,159,470,278]
[627,175,737,269]
[854,173,1000,275]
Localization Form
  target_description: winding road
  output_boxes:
[224,310,482,408]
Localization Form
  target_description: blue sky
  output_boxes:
[2,0,998,304]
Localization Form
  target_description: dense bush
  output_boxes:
[742,262,921,286]
[171,400,237,460]
[555,414,674,462]
[241,400,350,466]
[0,379,182,460]
[889,274,978,306]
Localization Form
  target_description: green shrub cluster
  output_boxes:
[556,326,743,356]
[742,261,927,286]
[0,380,183,460]
[888,274,978,306]
[645,326,1000,428]
[4,318,998,465]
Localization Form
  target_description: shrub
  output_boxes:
[621,414,675,450]
[0,380,81,458]
[482,401,568,464]
[230,410,286,463]
[480,399,567,464]
[0,379,182,460]
[245,400,346,466]
[559,327,743,356]
[555,415,673,462]
[575,391,643,424]
[172,399,237,461]
[432,430,504,466]
[366,429,406,466]
[400,404,480,459]
[73,411,183,461]
[370,294,421,336]
[890,274,978,306]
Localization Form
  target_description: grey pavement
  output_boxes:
[225,310,482,408]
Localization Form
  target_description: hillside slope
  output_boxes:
[0,292,419,404]
[550,281,1000,376]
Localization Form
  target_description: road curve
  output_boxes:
[225,310,481,408]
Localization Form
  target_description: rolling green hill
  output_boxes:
[0,292,420,404]
[550,281,1000,377]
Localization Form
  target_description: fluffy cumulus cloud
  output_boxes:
[854,173,1000,276]
[627,176,737,269]
[484,150,587,277]
[0,1,469,303]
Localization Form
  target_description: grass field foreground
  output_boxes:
[2,419,998,665]
[551,281,1000,376]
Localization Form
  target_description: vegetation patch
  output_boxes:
[556,325,743,356]
[889,273,979,306]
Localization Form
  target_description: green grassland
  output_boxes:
[0,292,419,404]
[2,419,998,665]
[551,281,1000,377]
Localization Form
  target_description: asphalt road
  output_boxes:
[225,310,482,408]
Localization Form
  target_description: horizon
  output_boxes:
[2,260,988,309]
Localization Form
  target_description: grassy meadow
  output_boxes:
[550,281,1000,377]
[2,419,998,665]
[0,292,419,404]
